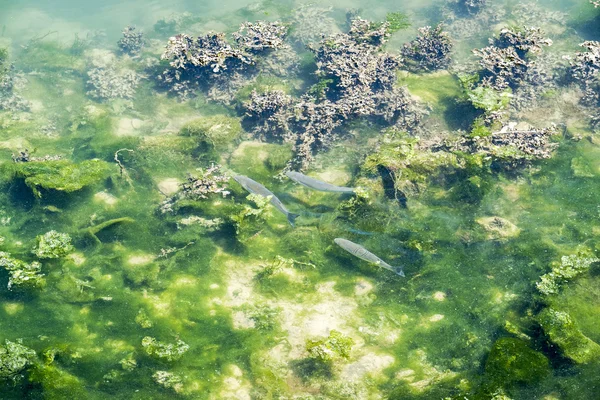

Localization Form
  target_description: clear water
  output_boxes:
[0,0,599,399]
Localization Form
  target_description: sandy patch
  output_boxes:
[341,352,395,381]
[94,191,118,206]
[127,254,155,266]
[157,178,181,195]
[231,141,269,161]
[116,118,145,136]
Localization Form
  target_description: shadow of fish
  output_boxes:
[334,238,405,277]
[286,171,355,193]
[233,175,299,227]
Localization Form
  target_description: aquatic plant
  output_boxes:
[117,26,145,56]
[401,25,453,71]
[385,12,411,34]
[0,340,37,382]
[230,193,272,239]
[152,370,183,393]
[536,253,599,296]
[86,67,141,100]
[141,337,190,362]
[0,252,45,290]
[32,231,74,259]
[306,330,354,365]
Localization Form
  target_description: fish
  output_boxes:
[285,171,356,193]
[233,175,299,227]
[334,238,405,277]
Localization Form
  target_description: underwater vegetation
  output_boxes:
[0,0,600,398]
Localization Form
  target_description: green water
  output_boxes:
[0,0,599,398]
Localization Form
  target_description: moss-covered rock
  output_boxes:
[8,159,112,197]
[484,337,550,387]
[179,115,243,149]
[538,308,600,364]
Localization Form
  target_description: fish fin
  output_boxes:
[287,213,299,227]
[394,266,405,277]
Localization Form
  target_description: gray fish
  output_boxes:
[334,238,405,277]
[286,171,356,193]
[233,175,299,227]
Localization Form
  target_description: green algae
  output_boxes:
[0,2,599,399]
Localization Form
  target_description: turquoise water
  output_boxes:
[0,0,599,398]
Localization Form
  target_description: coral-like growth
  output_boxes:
[0,252,45,290]
[536,253,599,295]
[567,41,600,106]
[244,18,421,169]
[153,370,183,393]
[87,67,140,100]
[233,21,287,52]
[32,231,74,259]
[117,26,145,56]
[0,339,37,382]
[473,27,552,91]
[401,25,453,71]
[141,337,189,362]
[0,48,30,112]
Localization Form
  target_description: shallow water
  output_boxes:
[0,0,599,399]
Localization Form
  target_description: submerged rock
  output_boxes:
[484,337,549,387]
[476,216,520,240]
[538,308,600,364]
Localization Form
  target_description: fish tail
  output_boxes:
[287,212,299,227]
[394,266,405,277]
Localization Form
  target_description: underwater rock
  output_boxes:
[476,216,520,240]
[401,25,453,72]
[117,26,144,56]
[484,337,550,386]
[8,159,112,197]
[538,308,600,364]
